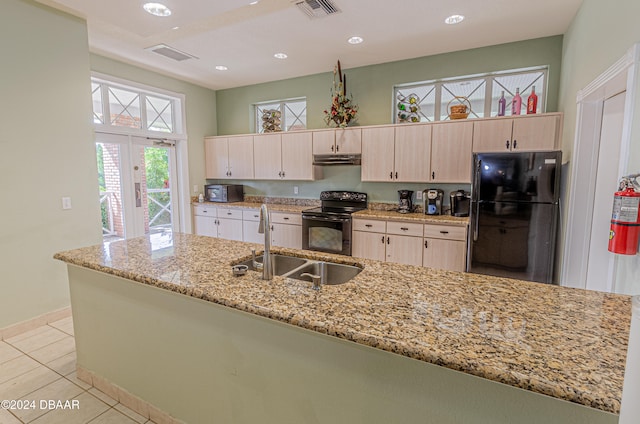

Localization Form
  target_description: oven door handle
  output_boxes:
[302,215,351,223]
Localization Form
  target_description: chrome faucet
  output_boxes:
[257,204,273,280]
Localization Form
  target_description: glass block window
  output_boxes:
[255,98,307,133]
[91,77,183,136]
[394,66,547,123]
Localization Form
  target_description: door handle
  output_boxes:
[381,235,385,243]
[432,171,435,180]
[336,144,339,152]
[439,230,449,234]
[400,227,409,231]
[389,171,393,180]
[386,236,390,244]
[424,240,428,248]
[365,224,372,228]
[506,140,510,149]
[135,183,142,207]
[395,171,398,179]
[513,139,517,149]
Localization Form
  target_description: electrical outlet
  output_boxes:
[416,191,423,200]
[61,197,72,210]
[193,184,198,194]
[294,186,299,195]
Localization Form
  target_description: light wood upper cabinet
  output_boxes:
[394,124,432,182]
[431,121,473,183]
[204,137,229,179]
[253,132,318,180]
[253,133,283,179]
[472,114,560,152]
[361,127,395,181]
[312,128,361,155]
[205,136,254,179]
[282,131,314,180]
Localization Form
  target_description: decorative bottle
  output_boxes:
[527,86,538,114]
[497,91,506,116]
[512,88,522,115]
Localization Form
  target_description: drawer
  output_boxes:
[424,224,467,241]
[216,208,243,220]
[193,204,217,217]
[271,212,302,225]
[352,218,386,233]
[386,221,423,237]
[242,209,261,222]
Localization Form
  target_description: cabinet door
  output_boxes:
[217,218,243,241]
[282,132,313,180]
[312,130,336,155]
[472,119,513,152]
[335,128,362,154]
[193,215,217,238]
[352,231,386,261]
[431,121,473,183]
[423,238,466,272]
[394,124,431,182]
[511,115,558,151]
[243,220,262,244]
[361,127,395,182]
[386,235,423,266]
[271,223,302,249]
[204,137,229,179]
[227,135,254,179]
[253,133,282,179]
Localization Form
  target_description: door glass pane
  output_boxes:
[92,83,103,124]
[491,72,545,116]
[143,146,173,242]
[441,79,486,120]
[96,142,125,242]
[396,85,436,123]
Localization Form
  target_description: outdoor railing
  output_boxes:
[147,188,171,228]
[99,191,117,236]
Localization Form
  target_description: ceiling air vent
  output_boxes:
[293,0,341,19]
[146,44,198,62]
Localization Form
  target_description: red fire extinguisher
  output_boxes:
[609,174,640,255]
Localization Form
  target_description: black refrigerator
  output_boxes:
[468,151,561,284]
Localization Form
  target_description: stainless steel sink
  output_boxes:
[237,253,362,286]
[238,254,308,276]
[286,261,362,285]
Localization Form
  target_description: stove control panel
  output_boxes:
[320,191,367,202]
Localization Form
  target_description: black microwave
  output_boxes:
[204,184,244,203]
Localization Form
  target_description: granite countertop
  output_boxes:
[193,201,311,214]
[54,233,630,414]
[353,209,470,225]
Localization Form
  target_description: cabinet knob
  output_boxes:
[439,230,449,234]
[513,140,518,149]
[400,227,408,231]
[331,144,334,152]
[336,144,339,152]
[381,235,385,243]
[389,171,393,180]
[432,171,435,180]
[283,217,289,220]
[227,212,232,215]
[424,240,428,248]
[506,140,510,149]
[365,224,372,228]
[386,236,390,244]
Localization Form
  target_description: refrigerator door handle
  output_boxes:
[473,201,480,242]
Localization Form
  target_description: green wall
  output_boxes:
[0,0,101,327]
[214,36,563,203]
[558,0,640,293]
[90,54,217,197]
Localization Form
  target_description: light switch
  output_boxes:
[62,197,72,210]
[193,184,199,194]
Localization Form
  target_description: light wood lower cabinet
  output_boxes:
[270,212,302,249]
[353,218,468,271]
[193,205,243,241]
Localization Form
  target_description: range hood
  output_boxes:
[313,153,361,165]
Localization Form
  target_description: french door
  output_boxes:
[96,132,179,242]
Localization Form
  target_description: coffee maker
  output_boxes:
[397,190,414,213]
[450,190,471,217]
[424,189,444,215]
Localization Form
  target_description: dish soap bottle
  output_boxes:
[512,88,522,115]
[497,91,506,116]
[527,86,538,114]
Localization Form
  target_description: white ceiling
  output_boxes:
[36,0,583,90]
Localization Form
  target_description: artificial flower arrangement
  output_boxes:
[324,60,358,128]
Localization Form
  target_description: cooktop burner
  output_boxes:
[302,191,368,216]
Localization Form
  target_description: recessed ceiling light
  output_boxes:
[215,65,228,71]
[143,3,171,17]
[445,14,464,25]
[249,1,259,4]
[348,36,363,45]
[274,53,288,59]
[171,26,179,30]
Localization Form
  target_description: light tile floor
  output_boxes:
[0,317,154,424]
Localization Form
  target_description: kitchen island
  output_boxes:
[55,233,630,424]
